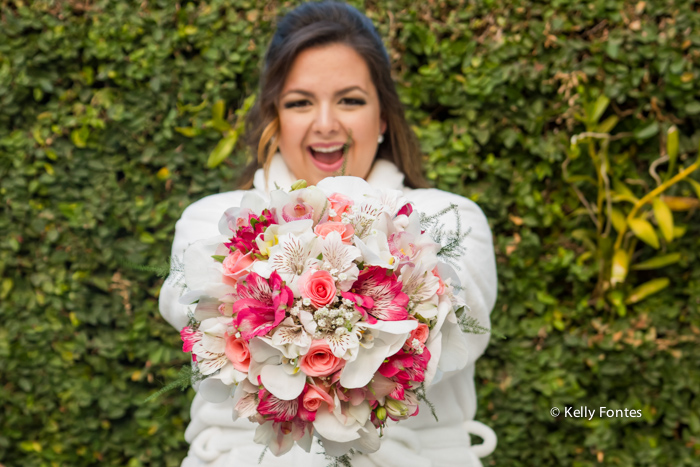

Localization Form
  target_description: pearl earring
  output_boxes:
[378,134,384,144]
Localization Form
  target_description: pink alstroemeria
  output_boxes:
[180,326,202,354]
[349,266,409,321]
[232,271,294,340]
[224,209,276,254]
[396,202,413,218]
[340,291,376,324]
[257,388,299,423]
[378,346,431,385]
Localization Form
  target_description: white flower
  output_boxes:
[270,317,312,357]
[247,338,306,401]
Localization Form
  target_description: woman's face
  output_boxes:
[277,43,386,185]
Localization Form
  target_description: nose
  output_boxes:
[312,102,340,136]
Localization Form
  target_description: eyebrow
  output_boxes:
[280,86,369,99]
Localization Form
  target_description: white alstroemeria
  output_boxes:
[398,265,440,305]
[192,317,231,376]
[308,231,360,290]
[349,199,383,239]
[254,419,313,457]
[298,309,317,335]
[247,337,306,401]
[339,320,417,389]
[231,379,260,421]
[353,230,397,270]
[255,219,313,257]
[324,328,360,359]
[270,317,312,357]
[253,228,317,295]
[370,188,407,218]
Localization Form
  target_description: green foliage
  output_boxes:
[1,1,699,466]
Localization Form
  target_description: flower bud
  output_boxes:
[385,398,408,418]
[376,406,387,421]
[290,179,308,191]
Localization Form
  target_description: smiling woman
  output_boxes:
[276,43,385,185]
[159,1,498,466]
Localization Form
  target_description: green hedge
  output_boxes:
[1,0,699,465]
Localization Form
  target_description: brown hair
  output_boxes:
[237,1,428,190]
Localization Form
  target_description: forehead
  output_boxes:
[281,43,375,95]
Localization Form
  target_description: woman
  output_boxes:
[159,2,497,465]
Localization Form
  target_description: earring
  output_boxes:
[378,134,384,144]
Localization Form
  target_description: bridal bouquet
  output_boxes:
[176,177,473,457]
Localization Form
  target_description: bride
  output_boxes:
[159,1,498,465]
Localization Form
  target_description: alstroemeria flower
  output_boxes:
[232,271,293,340]
[348,266,409,321]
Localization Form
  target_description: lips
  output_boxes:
[308,144,348,172]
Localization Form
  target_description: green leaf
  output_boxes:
[591,95,610,124]
[207,131,238,168]
[631,253,681,270]
[610,208,627,233]
[687,178,700,199]
[625,278,670,304]
[211,100,230,132]
[70,127,90,148]
[673,225,687,238]
[652,197,674,242]
[211,255,226,263]
[634,121,659,140]
[175,127,199,137]
[628,217,660,249]
[597,114,619,134]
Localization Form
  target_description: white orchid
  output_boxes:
[247,337,306,401]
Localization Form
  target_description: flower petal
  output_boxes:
[260,364,306,400]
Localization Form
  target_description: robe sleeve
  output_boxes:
[158,191,246,331]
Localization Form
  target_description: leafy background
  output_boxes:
[2,0,699,465]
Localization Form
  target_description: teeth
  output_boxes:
[311,145,344,153]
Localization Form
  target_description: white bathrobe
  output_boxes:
[159,155,498,466]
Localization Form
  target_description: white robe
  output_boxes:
[159,155,498,466]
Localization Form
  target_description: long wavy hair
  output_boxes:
[237,1,428,190]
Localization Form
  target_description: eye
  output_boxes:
[283,99,311,109]
[340,97,366,106]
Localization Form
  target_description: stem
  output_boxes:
[614,160,700,250]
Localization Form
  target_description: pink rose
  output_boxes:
[299,340,345,377]
[298,269,337,308]
[222,250,255,285]
[302,385,335,413]
[314,222,355,244]
[328,193,354,221]
[409,323,430,344]
[224,335,251,372]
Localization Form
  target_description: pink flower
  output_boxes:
[349,266,409,321]
[314,222,355,244]
[396,203,414,217]
[298,269,337,309]
[282,201,313,222]
[299,340,346,377]
[224,209,276,254]
[222,250,255,285]
[232,271,294,340]
[328,193,354,221]
[224,335,251,372]
[378,347,431,385]
[180,326,202,353]
[257,388,298,422]
[409,322,430,344]
[302,384,335,417]
[387,232,419,264]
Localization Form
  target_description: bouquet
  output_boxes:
[176,176,478,458]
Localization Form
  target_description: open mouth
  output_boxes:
[308,144,349,172]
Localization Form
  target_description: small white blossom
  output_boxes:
[302,298,311,306]
[338,273,347,281]
[343,298,353,306]
[335,327,347,336]
[334,317,344,326]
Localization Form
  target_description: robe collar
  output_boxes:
[253,153,406,194]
